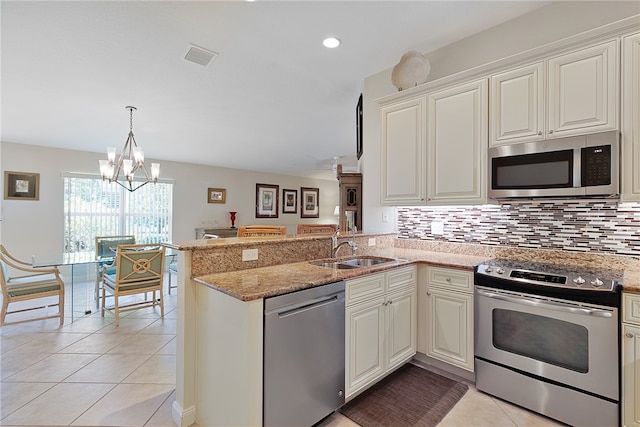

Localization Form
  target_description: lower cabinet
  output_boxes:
[423,266,474,372]
[345,265,417,399]
[622,292,640,427]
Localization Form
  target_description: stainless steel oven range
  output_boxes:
[474,260,622,427]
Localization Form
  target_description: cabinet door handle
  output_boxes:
[388,299,393,305]
[537,131,543,135]
[548,130,554,134]
[626,332,634,339]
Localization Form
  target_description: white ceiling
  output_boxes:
[1,1,549,180]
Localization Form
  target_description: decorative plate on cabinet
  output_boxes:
[391,50,431,91]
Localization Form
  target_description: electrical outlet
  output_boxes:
[242,248,259,261]
[431,221,444,235]
[382,212,389,222]
[368,238,376,247]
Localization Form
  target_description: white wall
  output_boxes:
[0,141,339,260]
[361,1,640,233]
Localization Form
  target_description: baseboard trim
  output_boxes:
[172,400,196,427]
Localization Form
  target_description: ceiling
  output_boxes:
[1,1,549,180]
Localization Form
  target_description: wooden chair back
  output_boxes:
[296,224,338,235]
[95,235,136,260]
[237,226,287,237]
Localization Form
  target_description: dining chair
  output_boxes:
[237,225,287,237]
[101,243,165,326]
[94,235,136,306]
[296,224,338,235]
[0,244,65,326]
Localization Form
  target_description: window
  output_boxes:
[63,175,173,255]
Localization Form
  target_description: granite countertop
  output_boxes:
[193,249,488,301]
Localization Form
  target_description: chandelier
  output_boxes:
[99,106,160,192]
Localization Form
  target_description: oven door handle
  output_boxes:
[476,289,613,318]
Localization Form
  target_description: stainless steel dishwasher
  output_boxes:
[263,281,345,427]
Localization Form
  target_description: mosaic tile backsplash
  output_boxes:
[397,202,640,257]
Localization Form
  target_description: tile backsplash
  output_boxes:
[397,201,640,256]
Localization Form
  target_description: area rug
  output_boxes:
[340,363,469,427]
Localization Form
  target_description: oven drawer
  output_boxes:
[623,292,640,326]
[427,266,473,293]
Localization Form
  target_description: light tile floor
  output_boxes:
[1,279,564,427]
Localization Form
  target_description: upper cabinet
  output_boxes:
[380,79,487,206]
[380,96,427,205]
[427,79,488,204]
[490,62,544,145]
[622,32,640,202]
[490,40,619,146]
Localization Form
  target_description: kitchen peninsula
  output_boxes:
[164,233,640,427]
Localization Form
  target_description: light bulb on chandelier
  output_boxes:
[99,106,160,192]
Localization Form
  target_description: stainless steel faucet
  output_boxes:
[332,227,358,258]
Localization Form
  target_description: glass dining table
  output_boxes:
[32,250,175,322]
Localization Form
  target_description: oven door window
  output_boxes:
[492,149,573,189]
[492,309,588,373]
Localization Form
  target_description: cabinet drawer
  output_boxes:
[427,266,473,293]
[387,265,417,293]
[623,292,640,326]
[346,273,385,306]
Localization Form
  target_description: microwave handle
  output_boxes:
[476,289,613,318]
[573,147,582,188]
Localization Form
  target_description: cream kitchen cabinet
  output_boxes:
[622,32,640,202]
[427,78,488,204]
[424,266,474,372]
[345,265,417,398]
[380,96,426,205]
[622,292,640,427]
[490,40,618,146]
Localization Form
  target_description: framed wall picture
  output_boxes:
[4,171,40,201]
[256,183,279,218]
[282,188,297,214]
[356,93,363,160]
[300,187,319,218]
[208,188,226,204]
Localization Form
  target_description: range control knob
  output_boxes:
[573,276,586,285]
[485,266,493,273]
[591,278,604,288]
[496,267,506,275]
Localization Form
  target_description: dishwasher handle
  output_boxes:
[276,294,340,318]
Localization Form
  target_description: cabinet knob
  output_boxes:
[388,299,393,305]
[538,131,543,135]
[548,130,554,134]
[426,291,431,296]
[445,277,451,282]
[626,332,634,339]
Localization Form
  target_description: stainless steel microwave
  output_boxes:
[488,131,619,200]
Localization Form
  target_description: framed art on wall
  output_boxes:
[300,187,319,218]
[256,183,279,218]
[282,188,297,214]
[356,93,363,160]
[4,171,39,200]
[208,188,226,204]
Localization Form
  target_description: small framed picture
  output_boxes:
[356,93,363,160]
[300,187,319,218]
[282,188,298,214]
[256,183,279,218]
[4,171,40,201]
[208,188,226,204]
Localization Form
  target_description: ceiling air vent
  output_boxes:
[184,44,218,67]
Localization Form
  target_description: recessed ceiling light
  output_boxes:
[323,37,341,49]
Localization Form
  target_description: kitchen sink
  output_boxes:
[340,257,395,267]
[309,256,396,269]
[308,261,359,269]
